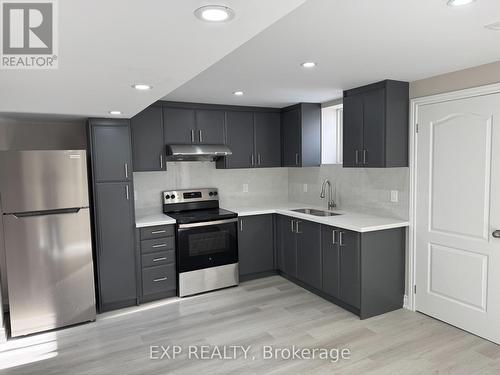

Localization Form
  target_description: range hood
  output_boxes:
[165,144,232,161]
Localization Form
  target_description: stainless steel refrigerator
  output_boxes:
[0,150,96,337]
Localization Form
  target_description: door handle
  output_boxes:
[240,219,243,232]
[152,257,167,262]
[125,185,129,200]
[153,277,168,282]
[295,153,299,166]
[332,229,337,245]
[190,129,195,143]
[493,230,500,238]
[152,243,167,248]
[296,221,301,234]
[251,154,255,166]
[339,231,345,246]
[363,149,367,165]
[124,163,129,179]
[355,150,359,164]
[257,154,262,165]
[151,230,166,234]
[198,130,203,143]
[290,219,295,233]
[159,154,163,169]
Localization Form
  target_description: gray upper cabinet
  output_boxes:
[163,107,196,144]
[343,80,409,168]
[195,109,225,144]
[238,215,274,278]
[281,103,321,167]
[95,182,137,309]
[90,120,132,182]
[131,106,165,172]
[296,220,322,290]
[224,111,254,168]
[254,112,281,168]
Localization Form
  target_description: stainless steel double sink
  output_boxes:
[291,208,342,217]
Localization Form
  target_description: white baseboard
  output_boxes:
[403,294,410,310]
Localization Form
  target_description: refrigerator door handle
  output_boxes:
[9,207,83,218]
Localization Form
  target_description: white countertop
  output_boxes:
[223,203,409,233]
[135,208,176,228]
[135,203,409,233]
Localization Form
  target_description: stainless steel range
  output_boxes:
[162,188,238,297]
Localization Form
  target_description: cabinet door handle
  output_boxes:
[124,163,129,179]
[257,154,262,165]
[153,277,168,282]
[198,129,203,143]
[251,154,255,166]
[191,129,195,143]
[332,229,337,245]
[240,219,243,232]
[363,149,367,165]
[295,153,299,166]
[339,231,345,246]
[152,243,167,248]
[492,230,500,238]
[151,230,166,235]
[290,219,295,233]
[159,154,163,169]
[355,150,359,164]
[152,257,167,262]
[296,221,301,234]
[125,185,129,200]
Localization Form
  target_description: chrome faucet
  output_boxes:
[320,179,336,210]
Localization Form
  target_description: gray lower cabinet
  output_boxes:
[131,106,166,172]
[138,224,177,302]
[277,215,297,278]
[238,215,275,279]
[296,220,322,290]
[320,225,405,319]
[94,182,136,311]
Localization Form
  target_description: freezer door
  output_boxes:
[3,207,96,337]
[0,150,89,213]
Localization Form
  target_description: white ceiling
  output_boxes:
[0,0,305,117]
[165,0,500,107]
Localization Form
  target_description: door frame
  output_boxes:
[408,81,500,312]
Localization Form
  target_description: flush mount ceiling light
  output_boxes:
[485,21,500,31]
[108,110,122,115]
[301,62,316,68]
[194,5,235,22]
[447,0,476,7]
[132,84,152,90]
[233,90,244,96]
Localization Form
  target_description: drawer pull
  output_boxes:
[152,257,167,262]
[153,277,168,282]
[151,230,166,234]
[151,243,167,248]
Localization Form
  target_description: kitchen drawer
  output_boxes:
[142,264,176,295]
[139,225,174,240]
[140,237,175,254]
[142,250,175,268]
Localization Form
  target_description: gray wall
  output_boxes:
[0,116,86,309]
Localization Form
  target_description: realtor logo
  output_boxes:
[1,0,58,69]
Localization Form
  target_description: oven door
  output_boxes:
[177,218,238,273]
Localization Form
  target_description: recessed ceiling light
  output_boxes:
[132,84,152,90]
[194,5,235,22]
[485,21,500,31]
[301,62,316,68]
[233,91,244,96]
[447,0,476,7]
[109,110,122,115]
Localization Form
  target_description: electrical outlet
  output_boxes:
[243,183,249,193]
[390,190,399,203]
[303,183,308,193]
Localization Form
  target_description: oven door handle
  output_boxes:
[178,218,238,229]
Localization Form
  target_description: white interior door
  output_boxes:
[416,93,500,344]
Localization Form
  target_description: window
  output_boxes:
[321,104,343,164]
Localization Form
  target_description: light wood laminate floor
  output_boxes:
[1,276,499,374]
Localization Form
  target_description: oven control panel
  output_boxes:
[163,188,218,205]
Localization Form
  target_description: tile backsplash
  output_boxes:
[134,162,409,220]
[133,162,290,210]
